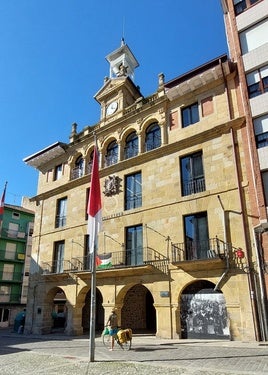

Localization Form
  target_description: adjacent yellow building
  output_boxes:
[24,41,258,341]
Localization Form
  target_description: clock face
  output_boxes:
[106,101,118,116]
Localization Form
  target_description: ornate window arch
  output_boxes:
[105,140,118,167]
[145,122,161,151]
[124,131,138,159]
[71,154,84,179]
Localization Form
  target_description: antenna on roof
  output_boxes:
[121,16,125,45]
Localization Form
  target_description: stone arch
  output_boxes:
[76,286,104,333]
[117,283,156,333]
[179,279,230,340]
[84,146,95,175]
[44,287,67,333]
[139,117,160,153]
[69,152,85,179]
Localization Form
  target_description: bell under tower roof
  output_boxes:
[105,38,139,81]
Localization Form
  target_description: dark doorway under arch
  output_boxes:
[180,280,230,340]
[121,284,156,334]
[51,289,67,332]
[82,288,104,333]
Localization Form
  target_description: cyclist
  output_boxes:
[106,308,118,351]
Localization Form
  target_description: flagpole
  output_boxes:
[89,245,97,362]
[88,139,101,362]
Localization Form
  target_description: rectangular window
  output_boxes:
[256,132,268,148]
[240,19,268,54]
[2,264,14,281]
[181,103,199,128]
[54,164,63,180]
[125,172,142,210]
[262,171,268,207]
[180,152,206,196]
[125,225,143,266]
[184,212,209,260]
[53,241,65,273]
[5,242,16,260]
[0,286,11,303]
[254,115,268,148]
[234,0,260,16]
[247,65,268,98]
[55,197,67,228]
[7,223,18,238]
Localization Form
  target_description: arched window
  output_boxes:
[105,140,118,166]
[145,123,161,151]
[124,132,138,159]
[71,155,84,179]
[86,150,94,175]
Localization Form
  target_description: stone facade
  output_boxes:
[24,43,259,341]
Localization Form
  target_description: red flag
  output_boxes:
[87,146,102,254]
[0,182,7,222]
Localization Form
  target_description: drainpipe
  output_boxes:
[214,196,230,292]
[230,127,260,341]
[213,59,233,292]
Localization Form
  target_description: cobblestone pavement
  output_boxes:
[0,329,268,374]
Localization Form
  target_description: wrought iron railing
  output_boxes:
[182,177,206,196]
[42,247,169,275]
[70,166,84,180]
[171,237,229,262]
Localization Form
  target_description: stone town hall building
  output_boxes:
[23,9,268,340]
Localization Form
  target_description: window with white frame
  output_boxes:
[5,242,16,260]
[2,264,14,281]
[240,18,268,54]
[247,65,268,98]
[254,115,268,148]
[234,0,261,16]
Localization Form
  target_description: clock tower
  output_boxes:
[94,39,142,124]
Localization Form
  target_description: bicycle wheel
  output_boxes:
[118,338,132,350]
[102,333,111,348]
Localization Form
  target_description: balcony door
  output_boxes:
[184,212,209,260]
[126,225,143,266]
[53,241,65,273]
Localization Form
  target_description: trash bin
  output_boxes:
[14,311,26,333]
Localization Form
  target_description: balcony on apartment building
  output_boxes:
[171,237,229,272]
[42,246,169,279]
[41,238,231,279]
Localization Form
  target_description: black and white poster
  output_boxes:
[181,290,230,339]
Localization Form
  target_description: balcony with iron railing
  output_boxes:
[42,247,169,277]
[182,177,206,196]
[171,237,229,271]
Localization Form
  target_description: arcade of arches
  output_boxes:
[37,280,229,340]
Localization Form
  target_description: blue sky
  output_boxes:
[0,0,228,205]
